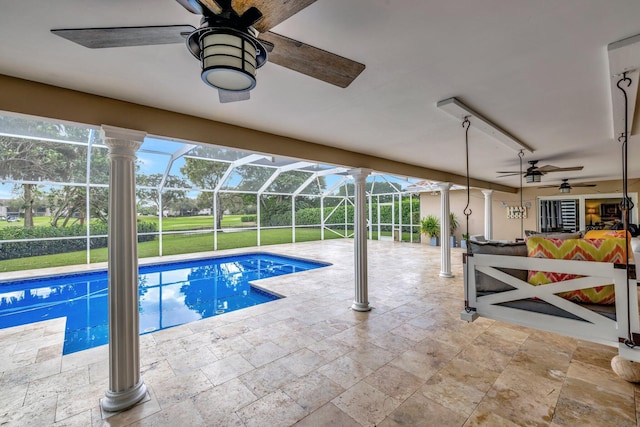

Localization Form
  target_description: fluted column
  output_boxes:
[482,189,494,240]
[350,168,372,312]
[439,183,453,278]
[100,125,147,413]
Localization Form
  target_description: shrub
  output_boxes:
[0,221,157,260]
[240,215,257,222]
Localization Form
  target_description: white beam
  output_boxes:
[608,33,640,139]
[437,97,534,153]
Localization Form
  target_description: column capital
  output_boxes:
[101,125,146,143]
[348,168,372,183]
[437,182,452,193]
[481,189,494,197]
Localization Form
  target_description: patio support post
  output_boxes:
[349,168,372,311]
[482,189,494,240]
[100,125,147,413]
[439,182,454,278]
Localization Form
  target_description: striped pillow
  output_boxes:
[526,237,627,305]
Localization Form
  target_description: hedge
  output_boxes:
[262,199,420,227]
[0,221,157,260]
[240,215,257,222]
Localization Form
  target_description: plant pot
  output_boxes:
[460,239,467,249]
[430,236,439,246]
[450,236,457,248]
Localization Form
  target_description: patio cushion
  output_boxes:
[469,241,528,292]
[526,237,628,305]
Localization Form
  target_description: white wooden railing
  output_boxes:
[463,253,640,362]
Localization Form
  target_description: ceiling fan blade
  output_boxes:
[175,0,204,14]
[199,0,223,15]
[51,25,195,49]
[495,170,521,174]
[259,31,365,88]
[219,90,250,103]
[537,185,558,188]
[496,173,522,178]
[232,0,317,33]
[573,183,597,187]
[536,165,583,173]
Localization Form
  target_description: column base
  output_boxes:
[439,272,454,278]
[101,380,147,413]
[351,301,372,312]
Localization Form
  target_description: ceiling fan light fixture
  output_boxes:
[525,172,542,183]
[559,185,571,193]
[200,29,258,91]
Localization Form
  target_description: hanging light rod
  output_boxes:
[608,33,640,140]
[437,97,533,153]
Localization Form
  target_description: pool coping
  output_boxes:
[0,245,333,284]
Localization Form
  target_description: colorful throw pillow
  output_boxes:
[584,229,630,240]
[584,229,634,262]
[526,237,628,305]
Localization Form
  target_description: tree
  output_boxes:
[137,174,188,216]
[180,154,229,228]
[0,115,90,227]
[46,146,110,227]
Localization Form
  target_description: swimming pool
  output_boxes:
[0,253,328,354]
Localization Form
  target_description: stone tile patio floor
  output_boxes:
[1,239,638,426]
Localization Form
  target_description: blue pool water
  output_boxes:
[0,253,328,354]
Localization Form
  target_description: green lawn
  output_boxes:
[0,228,344,272]
[141,215,248,231]
[0,215,248,231]
[0,216,51,228]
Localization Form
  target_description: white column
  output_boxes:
[349,168,372,312]
[100,126,147,413]
[439,182,453,278]
[482,189,494,240]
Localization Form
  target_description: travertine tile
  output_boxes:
[0,395,57,426]
[240,340,289,367]
[129,398,206,427]
[278,347,328,377]
[192,378,257,425]
[567,360,634,397]
[282,371,345,414]
[379,393,467,427]
[345,342,396,370]
[333,380,400,426]
[238,359,298,398]
[236,389,307,427]
[553,376,635,426]
[1,240,638,427]
[53,409,92,426]
[421,357,499,416]
[92,391,161,426]
[293,402,360,426]
[151,370,212,409]
[24,366,89,405]
[317,355,373,389]
[200,353,255,385]
[364,364,425,401]
[55,378,107,421]
[166,345,218,375]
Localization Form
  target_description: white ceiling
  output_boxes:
[1,0,639,190]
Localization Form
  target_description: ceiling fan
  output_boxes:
[538,178,596,193]
[496,160,584,183]
[50,0,365,103]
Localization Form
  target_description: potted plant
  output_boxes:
[420,215,440,246]
[460,233,469,249]
[449,212,459,247]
